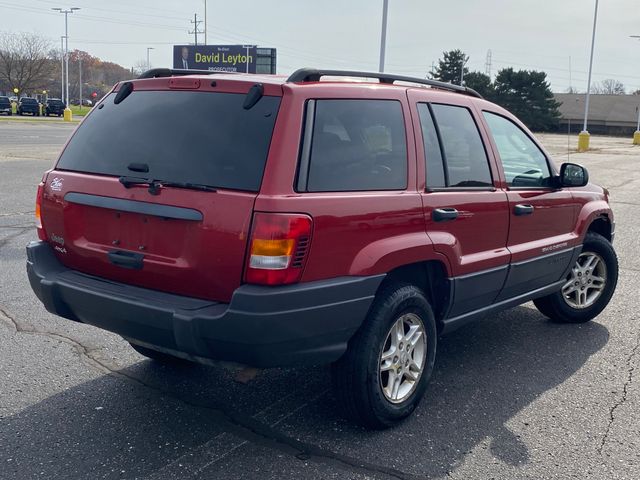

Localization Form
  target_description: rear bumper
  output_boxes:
[27,242,383,367]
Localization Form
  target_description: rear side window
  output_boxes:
[482,111,552,187]
[57,90,281,192]
[301,99,407,192]
[429,104,493,188]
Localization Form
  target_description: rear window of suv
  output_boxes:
[57,90,281,192]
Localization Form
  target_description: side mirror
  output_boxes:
[559,162,589,187]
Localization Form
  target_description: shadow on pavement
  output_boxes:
[0,305,609,479]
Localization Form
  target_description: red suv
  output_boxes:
[27,68,618,428]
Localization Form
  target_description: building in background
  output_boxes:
[556,93,640,136]
[173,45,276,74]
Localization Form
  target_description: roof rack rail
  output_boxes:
[286,68,483,99]
[138,68,239,79]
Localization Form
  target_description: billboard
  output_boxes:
[173,45,257,73]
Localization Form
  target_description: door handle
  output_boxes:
[514,204,534,216]
[107,250,144,270]
[433,207,459,222]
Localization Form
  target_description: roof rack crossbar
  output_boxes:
[286,68,483,99]
[138,68,240,79]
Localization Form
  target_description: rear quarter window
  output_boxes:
[301,99,407,192]
[57,90,281,192]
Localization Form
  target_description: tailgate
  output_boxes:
[41,171,255,302]
[41,85,282,302]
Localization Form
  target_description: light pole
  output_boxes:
[631,36,640,145]
[146,47,154,72]
[52,7,80,118]
[578,0,599,152]
[379,0,389,72]
[204,0,207,45]
[60,36,65,104]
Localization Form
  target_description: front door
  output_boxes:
[479,110,579,301]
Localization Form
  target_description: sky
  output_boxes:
[2,0,640,93]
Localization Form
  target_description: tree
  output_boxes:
[591,79,625,94]
[0,32,51,96]
[492,68,561,131]
[432,49,468,85]
[462,71,494,99]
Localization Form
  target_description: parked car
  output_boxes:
[44,98,65,117]
[17,97,40,116]
[26,68,618,428]
[70,98,93,106]
[0,96,11,115]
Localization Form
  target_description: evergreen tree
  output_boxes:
[462,71,494,100]
[492,68,560,131]
[432,49,468,85]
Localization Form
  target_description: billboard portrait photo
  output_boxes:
[173,45,257,73]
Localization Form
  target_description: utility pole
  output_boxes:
[52,7,80,115]
[189,13,204,46]
[460,66,464,86]
[378,0,388,73]
[578,0,599,152]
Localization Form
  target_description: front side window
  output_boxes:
[303,99,407,192]
[430,104,493,187]
[483,111,552,188]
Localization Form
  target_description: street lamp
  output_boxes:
[146,47,154,72]
[578,0,599,152]
[379,0,389,72]
[52,6,80,116]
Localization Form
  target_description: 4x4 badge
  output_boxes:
[50,177,63,192]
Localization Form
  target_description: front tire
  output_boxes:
[331,283,437,428]
[534,232,618,323]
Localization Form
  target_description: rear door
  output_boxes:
[478,109,579,300]
[408,91,510,318]
[41,82,282,303]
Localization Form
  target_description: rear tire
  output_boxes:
[534,232,618,323]
[331,283,437,429]
[129,342,191,365]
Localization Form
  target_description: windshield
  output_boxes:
[21,98,37,104]
[57,90,281,191]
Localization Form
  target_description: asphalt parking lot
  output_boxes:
[1,121,639,479]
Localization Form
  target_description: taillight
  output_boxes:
[35,182,47,241]
[245,213,312,285]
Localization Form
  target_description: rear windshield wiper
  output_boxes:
[158,181,217,192]
[118,176,216,195]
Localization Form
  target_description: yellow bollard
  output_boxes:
[577,131,590,152]
[63,107,72,122]
[633,131,640,145]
